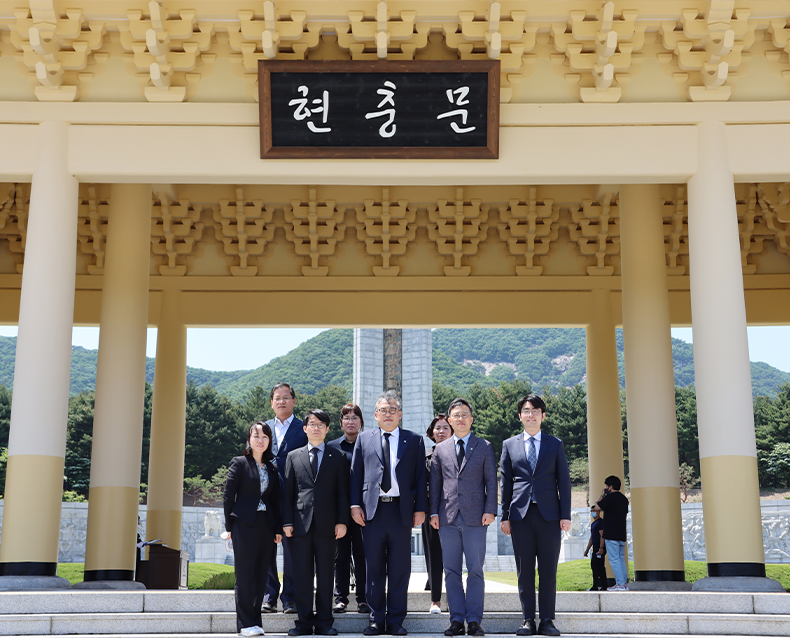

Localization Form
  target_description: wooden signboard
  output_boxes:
[259,60,499,159]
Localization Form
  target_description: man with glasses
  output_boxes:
[350,391,427,636]
[328,404,371,615]
[429,398,497,637]
[264,382,307,614]
[500,394,571,637]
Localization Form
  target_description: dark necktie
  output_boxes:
[457,439,465,468]
[381,433,392,493]
[528,436,537,472]
[310,447,319,478]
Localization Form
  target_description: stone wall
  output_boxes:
[3,500,790,567]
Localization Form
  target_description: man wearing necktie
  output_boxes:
[283,409,349,636]
[500,394,571,637]
[350,391,427,636]
[429,398,497,637]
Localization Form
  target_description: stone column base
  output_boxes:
[692,576,784,592]
[0,575,72,591]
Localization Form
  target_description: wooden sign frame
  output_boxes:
[259,60,499,159]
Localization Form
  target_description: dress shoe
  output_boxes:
[387,623,408,636]
[240,628,263,637]
[516,619,536,636]
[315,628,338,636]
[333,602,347,613]
[287,628,312,636]
[261,602,277,614]
[444,620,465,636]
[538,619,561,636]
[283,601,298,614]
[363,623,383,635]
[358,602,372,614]
[467,621,485,636]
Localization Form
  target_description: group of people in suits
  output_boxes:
[224,384,572,638]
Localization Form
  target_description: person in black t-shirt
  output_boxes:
[583,507,606,591]
[593,476,629,591]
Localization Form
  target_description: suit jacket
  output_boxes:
[282,445,350,537]
[429,434,497,526]
[499,432,571,523]
[223,455,283,533]
[268,416,307,480]
[350,427,428,528]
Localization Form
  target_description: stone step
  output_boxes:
[2,612,790,637]
[3,591,790,616]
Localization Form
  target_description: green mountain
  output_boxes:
[1,328,789,398]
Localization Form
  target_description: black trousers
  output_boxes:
[291,526,337,633]
[591,553,607,591]
[334,518,367,605]
[232,511,275,631]
[510,505,561,620]
[422,519,443,601]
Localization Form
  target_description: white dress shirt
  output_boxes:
[524,430,542,461]
[273,413,295,452]
[380,428,400,497]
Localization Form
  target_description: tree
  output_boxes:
[759,442,790,488]
[675,386,699,473]
[0,446,7,497]
[543,385,588,460]
[64,391,95,497]
[296,385,352,440]
[432,381,459,417]
[679,462,699,502]
[0,384,11,449]
[185,381,245,480]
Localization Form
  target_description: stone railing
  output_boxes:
[2,499,790,567]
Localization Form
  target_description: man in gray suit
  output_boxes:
[430,398,497,637]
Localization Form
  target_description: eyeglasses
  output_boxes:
[342,415,360,421]
[449,412,472,420]
[521,409,542,416]
[376,407,399,415]
[305,422,327,429]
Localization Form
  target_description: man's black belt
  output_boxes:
[379,496,399,502]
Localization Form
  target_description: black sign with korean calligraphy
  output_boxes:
[259,60,499,159]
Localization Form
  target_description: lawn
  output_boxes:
[486,560,790,591]
[58,561,790,591]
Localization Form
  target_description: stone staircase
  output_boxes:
[1,590,789,637]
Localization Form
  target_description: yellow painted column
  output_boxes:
[0,122,77,587]
[585,289,625,500]
[145,289,187,550]
[687,122,776,588]
[619,184,686,585]
[81,184,151,585]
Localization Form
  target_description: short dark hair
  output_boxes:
[517,393,546,415]
[426,414,453,441]
[270,383,296,400]
[340,403,364,429]
[244,421,275,462]
[447,397,473,417]
[604,475,622,491]
[303,409,331,428]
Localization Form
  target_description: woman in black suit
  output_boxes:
[224,421,284,637]
[423,414,453,614]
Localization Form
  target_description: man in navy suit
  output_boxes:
[500,394,571,637]
[263,382,307,614]
[350,391,427,636]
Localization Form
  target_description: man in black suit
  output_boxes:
[283,409,349,636]
[350,391,428,636]
[264,383,307,614]
[327,404,370,615]
[500,394,571,637]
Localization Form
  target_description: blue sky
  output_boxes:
[0,326,789,373]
